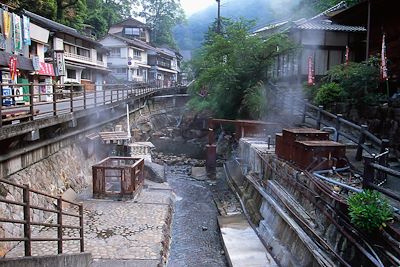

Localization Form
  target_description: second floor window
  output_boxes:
[124,28,140,36]
[110,48,121,57]
[67,69,76,79]
[134,50,141,57]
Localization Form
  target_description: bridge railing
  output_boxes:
[0,178,84,256]
[0,82,164,127]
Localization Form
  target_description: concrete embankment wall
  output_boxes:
[225,138,362,266]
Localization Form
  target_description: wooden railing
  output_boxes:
[0,178,84,256]
[0,82,171,127]
[301,101,388,161]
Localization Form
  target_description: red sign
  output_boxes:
[307,56,314,86]
[38,62,55,76]
[9,56,17,80]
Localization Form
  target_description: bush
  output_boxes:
[347,190,393,232]
[315,82,347,106]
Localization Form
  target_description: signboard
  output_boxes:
[33,56,40,71]
[38,62,55,76]
[13,14,22,52]
[9,56,17,80]
[54,51,65,76]
[22,15,31,46]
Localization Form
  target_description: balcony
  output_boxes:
[64,52,91,62]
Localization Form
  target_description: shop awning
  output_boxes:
[137,63,151,69]
[0,51,34,71]
[153,66,178,74]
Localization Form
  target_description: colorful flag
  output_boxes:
[307,56,314,86]
[22,15,31,46]
[345,45,350,66]
[2,10,11,39]
[9,56,17,81]
[381,33,388,80]
[13,14,23,52]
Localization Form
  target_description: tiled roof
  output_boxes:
[23,10,102,46]
[109,34,155,50]
[112,18,148,28]
[296,20,366,32]
[253,21,289,33]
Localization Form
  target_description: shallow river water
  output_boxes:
[166,165,228,267]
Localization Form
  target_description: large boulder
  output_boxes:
[144,161,165,183]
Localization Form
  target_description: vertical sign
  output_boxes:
[381,33,388,80]
[345,45,350,66]
[54,51,66,76]
[13,14,23,52]
[9,56,17,80]
[307,56,314,86]
[2,10,11,39]
[22,15,31,46]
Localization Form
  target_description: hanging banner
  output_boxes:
[32,56,40,71]
[13,14,23,52]
[345,45,350,66]
[2,10,11,39]
[38,62,55,76]
[54,51,66,76]
[0,33,5,50]
[307,56,314,86]
[381,33,388,80]
[22,15,31,46]
[9,56,17,80]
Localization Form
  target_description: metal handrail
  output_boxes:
[0,178,84,256]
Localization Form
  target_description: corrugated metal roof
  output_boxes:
[296,20,366,32]
[108,34,155,50]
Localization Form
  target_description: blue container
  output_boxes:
[2,87,14,106]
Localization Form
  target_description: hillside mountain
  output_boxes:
[174,0,304,58]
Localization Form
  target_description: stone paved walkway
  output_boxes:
[6,180,174,266]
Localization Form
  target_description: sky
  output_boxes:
[181,0,216,16]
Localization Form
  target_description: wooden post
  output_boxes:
[0,84,3,127]
[79,204,84,252]
[302,99,308,123]
[57,197,63,254]
[316,105,323,129]
[29,83,34,121]
[378,139,390,182]
[52,83,57,116]
[23,185,31,256]
[111,89,113,103]
[70,84,74,112]
[356,124,368,161]
[363,155,375,189]
[103,86,106,105]
[94,86,97,108]
[83,84,87,110]
[335,114,342,142]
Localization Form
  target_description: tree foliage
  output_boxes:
[139,0,185,48]
[188,18,296,119]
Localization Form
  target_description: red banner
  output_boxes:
[381,33,388,80]
[345,45,350,66]
[307,56,314,86]
[38,62,55,76]
[9,56,17,80]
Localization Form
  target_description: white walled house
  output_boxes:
[100,34,152,83]
[24,11,110,91]
[108,18,150,43]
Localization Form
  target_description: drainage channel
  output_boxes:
[166,165,228,267]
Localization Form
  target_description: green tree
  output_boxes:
[139,0,185,48]
[188,18,296,119]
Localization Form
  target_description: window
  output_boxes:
[64,43,75,54]
[67,69,76,79]
[97,53,103,62]
[124,28,140,36]
[77,47,90,58]
[110,48,121,57]
[134,50,141,57]
[136,69,141,76]
[81,69,91,80]
[114,68,126,74]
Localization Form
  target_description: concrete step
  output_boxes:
[218,214,278,267]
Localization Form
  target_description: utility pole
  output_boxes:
[216,0,221,34]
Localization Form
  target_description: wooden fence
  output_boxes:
[0,178,84,256]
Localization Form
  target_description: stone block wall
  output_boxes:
[0,142,97,256]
